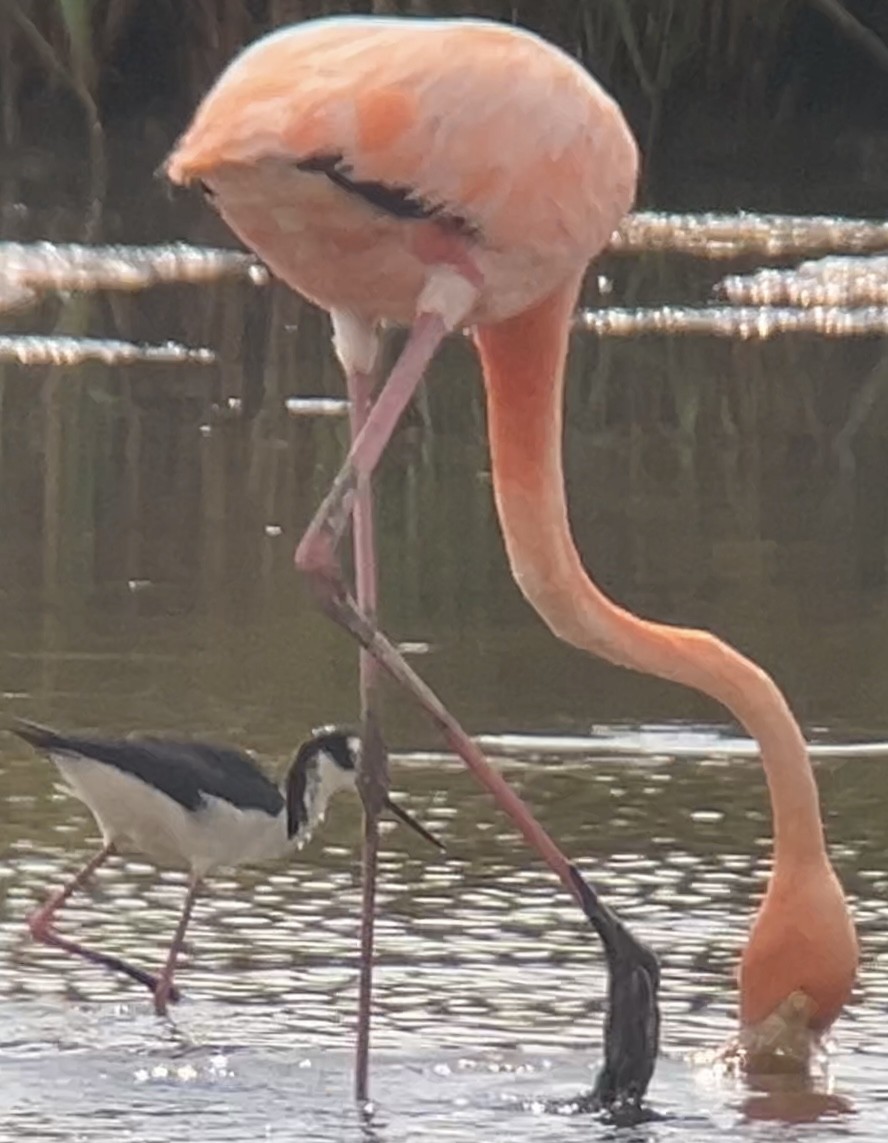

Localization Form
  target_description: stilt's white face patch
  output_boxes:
[291,747,359,847]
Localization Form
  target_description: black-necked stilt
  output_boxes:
[13,719,443,1014]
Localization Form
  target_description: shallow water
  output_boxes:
[4,112,888,1140]
[3,734,888,1139]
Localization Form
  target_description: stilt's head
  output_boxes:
[285,728,444,851]
[568,865,660,1113]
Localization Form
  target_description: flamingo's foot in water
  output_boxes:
[707,992,822,1076]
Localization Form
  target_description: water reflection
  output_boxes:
[0,334,215,364]
[0,241,263,314]
[0,711,885,1119]
[577,304,888,339]
[2,291,887,750]
[2,739,884,1042]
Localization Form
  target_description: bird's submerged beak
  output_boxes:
[567,864,661,1115]
[383,795,445,851]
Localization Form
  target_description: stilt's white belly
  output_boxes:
[52,755,289,878]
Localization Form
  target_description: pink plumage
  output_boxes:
[166,17,637,329]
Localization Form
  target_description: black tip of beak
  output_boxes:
[384,794,445,852]
[567,863,661,1118]
[568,864,658,967]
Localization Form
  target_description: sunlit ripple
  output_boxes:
[611,211,888,258]
[0,730,883,1138]
[717,255,888,307]
[0,334,215,366]
[576,304,888,340]
[475,723,888,761]
[0,240,265,313]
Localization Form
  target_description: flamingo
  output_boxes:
[166,14,856,1088]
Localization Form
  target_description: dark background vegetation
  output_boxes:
[3,0,888,214]
[2,0,888,694]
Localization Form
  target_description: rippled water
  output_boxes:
[3,728,888,1139]
[4,87,888,1141]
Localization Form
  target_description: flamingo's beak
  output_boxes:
[567,864,661,1115]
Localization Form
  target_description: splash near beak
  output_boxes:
[383,795,445,851]
[733,991,820,1075]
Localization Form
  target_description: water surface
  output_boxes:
[2,127,888,1141]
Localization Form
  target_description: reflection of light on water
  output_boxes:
[1,730,883,1136]
[4,215,888,378]
[473,724,888,762]
[285,397,350,417]
[576,305,888,340]
[611,211,888,258]
[0,334,215,366]
[5,214,887,319]
[0,240,264,314]
[718,255,888,307]
[134,1053,234,1084]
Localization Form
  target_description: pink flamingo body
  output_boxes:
[168,18,636,334]
[167,14,856,1089]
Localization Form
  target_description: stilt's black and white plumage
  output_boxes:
[13,719,442,1014]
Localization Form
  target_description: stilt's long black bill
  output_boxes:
[567,864,660,1117]
[383,795,445,851]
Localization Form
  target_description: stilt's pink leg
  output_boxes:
[28,842,116,937]
[294,313,585,907]
[154,877,201,1016]
[29,842,178,998]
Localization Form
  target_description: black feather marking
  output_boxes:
[13,719,282,817]
[294,152,476,235]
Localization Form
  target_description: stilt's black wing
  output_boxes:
[12,719,282,816]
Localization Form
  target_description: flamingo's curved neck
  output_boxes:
[473,279,826,867]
